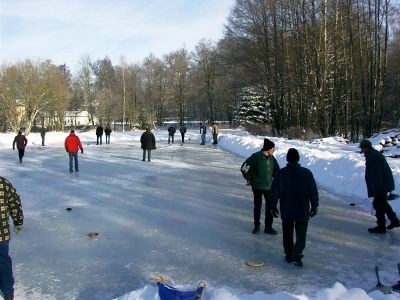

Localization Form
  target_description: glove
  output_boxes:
[310,206,318,217]
[13,225,23,234]
[271,207,279,218]
[81,150,84,154]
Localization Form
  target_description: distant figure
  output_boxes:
[105,124,112,144]
[270,148,319,267]
[96,124,104,145]
[199,122,207,145]
[140,128,156,162]
[64,130,84,173]
[0,176,24,300]
[241,138,280,235]
[359,139,399,233]
[12,130,28,163]
[179,124,187,144]
[40,127,47,146]
[211,122,219,145]
[168,125,176,144]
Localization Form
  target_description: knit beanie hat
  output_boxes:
[359,139,372,149]
[263,138,275,151]
[286,148,300,163]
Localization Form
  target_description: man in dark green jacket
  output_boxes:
[360,139,399,233]
[270,148,319,267]
[241,138,280,234]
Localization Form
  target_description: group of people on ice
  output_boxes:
[2,125,399,298]
[241,138,399,267]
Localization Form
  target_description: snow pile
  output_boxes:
[116,282,384,300]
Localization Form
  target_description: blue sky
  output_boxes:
[0,0,234,73]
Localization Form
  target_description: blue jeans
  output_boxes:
[0,242,14,298]
[201,134,206,145]
[69,152,79,172]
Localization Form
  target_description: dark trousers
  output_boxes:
[17,149,25,162]
[252,189,273,229]
[282,220,308,256]
[69,152,79,172]
[212,134,218,144]
[373,193,398,227]
[105,134,110,144]
[142,149,151,161]
[168,134,174,144]
[96,135,102,145]
[0,241,14,298]
[181,133,185,143]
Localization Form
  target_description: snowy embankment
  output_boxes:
[1,128,399,300]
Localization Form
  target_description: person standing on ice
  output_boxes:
[0,176,24,300]
[241,138,280,235]
[167,124,176,144]
[211,122,219,144]
[359,139,400,233]
[12,130,28,163]
[96,124,104,145]
[104,124,112,144]
[140,127,156,162]
[64,130,84,173]
[199,122,207,145]
[270,148,319,267]
[179,124,187,144]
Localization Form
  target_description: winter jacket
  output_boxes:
[179,126,187,134]
[13,134,28,150]
[364,148,395,197]
[96,126,104,136]
[105,127,112,135]
[270,163,319,222]
[64,132,83,153]
[241,150,280,190]
[212,124,219,135]
[0,176,24,243]
[200,125,207,134]
[141,131,156,150]
[168,126,176,135]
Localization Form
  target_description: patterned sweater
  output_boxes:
[0,176,24,242]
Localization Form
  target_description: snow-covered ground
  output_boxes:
[1,128,399,300]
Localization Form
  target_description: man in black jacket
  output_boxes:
[270,148,319,267]
[96,124,104,145]
[140,128,156,162]
[360,139,399,233]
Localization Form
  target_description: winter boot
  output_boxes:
[264,227,278,235]
[285,254,293,263]
[387,219,400,230]
[252,226,260,234]
[368,226,386,233]
[293,255,303,267]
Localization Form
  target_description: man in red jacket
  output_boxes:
[64,130,83,173]
[12,130,28,163]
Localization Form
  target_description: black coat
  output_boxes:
[140,131,156,150]
[96,126,104,136]
[168,126,176,135]
[270,163,319,222]
[364,148,395,197]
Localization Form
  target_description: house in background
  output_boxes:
[64,110,98,127]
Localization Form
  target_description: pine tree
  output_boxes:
[235,86,271,125]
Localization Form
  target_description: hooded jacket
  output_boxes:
[64,132,83,153]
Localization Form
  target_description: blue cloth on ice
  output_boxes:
[157,282,204,300]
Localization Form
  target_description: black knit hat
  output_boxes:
[286,148,300,163]
[263,138,275,151]
[359,139,372,149]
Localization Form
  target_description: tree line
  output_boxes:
[1,0,399,140]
